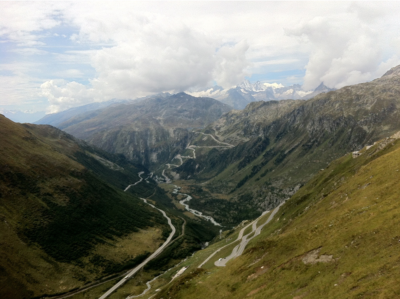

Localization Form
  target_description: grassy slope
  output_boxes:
[155,135,400,299]
[0,115,169,298]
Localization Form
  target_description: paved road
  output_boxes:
[197,132,234,147]
[161,169,171,183]
[126,217,186,299]
[197,219,256,268]
[98,198,176,299]
[215,201,286,267]
[124,171,144,191]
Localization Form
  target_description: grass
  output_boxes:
[0,116,172,299]
[153,137,400,299]
[202,240,240,269]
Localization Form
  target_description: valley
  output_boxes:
[3,65,400,299]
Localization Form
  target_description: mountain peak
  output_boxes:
[314,82,334,92]
[382,65,400,78]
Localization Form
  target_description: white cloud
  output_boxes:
[0,2,62,46]
[40,80,100,113]
[286,4,400,89]
[2,2,400,112]
[263,83,284,89]
[213,40,250,88]
[41,14,250,111]
[0,74,42,106]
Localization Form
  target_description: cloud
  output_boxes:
[213,40,250,88]
[3,2,400,112]
[286,7,400,90]
[0,2,62,46]
[40,80,100,113]
[40,14,250,112]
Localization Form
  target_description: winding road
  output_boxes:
[196,132,234,148]
[98,187,176,299]
[124,172,145,191]
[214,200,285,267]
[159,133,234,226]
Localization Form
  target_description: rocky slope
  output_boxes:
[52,92,231,168]
[174,65,400,223]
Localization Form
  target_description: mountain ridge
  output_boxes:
[171,65,400,225]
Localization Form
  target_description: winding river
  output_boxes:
[173,185,221,226]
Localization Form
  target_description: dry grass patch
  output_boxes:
[94,228,163,263]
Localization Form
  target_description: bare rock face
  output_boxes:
[302,248,334,265]
[381,65,400,78]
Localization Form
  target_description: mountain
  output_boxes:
[0,114,172,298]
[35,99,128,127]
[172,65,400,225]
[189,80,335,110]
[0,109,46,123]
[153,130,400,299]
[47,92,231,168]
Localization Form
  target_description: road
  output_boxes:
[197,219,256,268]
[124,171,145,191]
[161,169,172,183]
[98,198,176,299]
[214,201,285,267]
[197,132,234,147]
[126,217,186,299]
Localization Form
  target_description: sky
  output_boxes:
[1,1,400,114]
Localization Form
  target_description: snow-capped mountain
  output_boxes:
[189,80,335,110]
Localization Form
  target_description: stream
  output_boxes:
[173,185,221,226]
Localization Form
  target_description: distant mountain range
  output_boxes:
[34,99,129,127]
[189,80,335,109]
[36,92,231,168]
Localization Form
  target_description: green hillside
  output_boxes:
[0,115,168,298]
[155,133,400,299]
